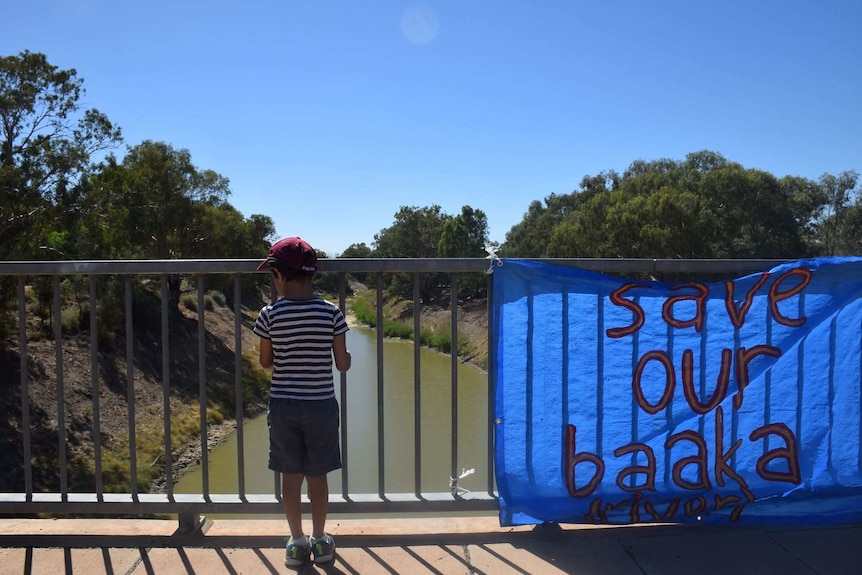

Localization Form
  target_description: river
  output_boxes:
[175,325,489,511]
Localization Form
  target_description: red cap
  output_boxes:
[257,237,318,273]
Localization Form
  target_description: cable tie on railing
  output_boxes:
[485,244,502,274]
[449,467,476,497]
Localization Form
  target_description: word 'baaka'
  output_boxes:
[564,268,810,523]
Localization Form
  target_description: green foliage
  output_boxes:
[383,318,413,339]
[206,290,226,307]
[504,151,861,263]
[339,242,373,283]
[417,327,471,357]
[242,349,271,401]
[62,400,203,493]
[207,407,224,425]
[340,242,373,258]
[0,278,17,341]
[0,50,122,261]
[350,292,473,359]
[438,206,490,297]
[60,307,79,333]
[502,172,618,258]
[373,204,489,301]
[351,293,415,338]
[180,293,198,311]
[815,171,861,256]
[312,248,353,297]
[351,293,376,326]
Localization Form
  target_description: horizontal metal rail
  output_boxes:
[0,257,787,275]
[0,257,787,526]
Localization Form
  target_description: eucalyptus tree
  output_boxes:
[438,205,490,297]
[338,242,373,283]
[815,171,860,256]
[373,204,489,301]
[0,51,121,340]
[373,204,448,301]
[0,50,122,260]
[88,140,244,312]
[539,151,816,262]
[502,171,619,258]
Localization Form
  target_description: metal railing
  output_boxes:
[0,257,785,530]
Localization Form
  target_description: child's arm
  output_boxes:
[259,337,274,369]
[333,332,351,372]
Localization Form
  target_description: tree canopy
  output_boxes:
[371,204,490,300]
[1,50,122,260]
[502,150,860,261]
[0,52,278,329]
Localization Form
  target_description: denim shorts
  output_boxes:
[267,397,341,476]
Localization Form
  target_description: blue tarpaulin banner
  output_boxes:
[491,257,862,526]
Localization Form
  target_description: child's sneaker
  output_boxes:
[310,533,336,563]
[284,536,311,567]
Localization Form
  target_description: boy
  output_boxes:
[253,237,351,566]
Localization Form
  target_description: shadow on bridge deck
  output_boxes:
[1,517,860,574]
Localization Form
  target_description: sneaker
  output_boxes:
[284,537,311,567]
[311,533,336,563]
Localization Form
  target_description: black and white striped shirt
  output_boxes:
[253,297,349,400]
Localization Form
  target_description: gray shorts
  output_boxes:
[267,397,341,476]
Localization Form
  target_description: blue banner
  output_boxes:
[492,258,862,526]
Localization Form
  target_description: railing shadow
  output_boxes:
[2,526,617,575]
[7,521,862,575]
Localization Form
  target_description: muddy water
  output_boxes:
[174,326,489,510]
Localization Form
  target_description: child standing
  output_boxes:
[253,237,351,566]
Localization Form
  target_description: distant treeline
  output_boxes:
[3,50,860,323]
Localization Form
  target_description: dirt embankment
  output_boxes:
[0,298,267,493]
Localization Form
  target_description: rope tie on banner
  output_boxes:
[485,244,503,274]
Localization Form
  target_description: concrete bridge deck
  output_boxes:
[1,517,860,574]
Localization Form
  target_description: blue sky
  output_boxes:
[4,1,861,256]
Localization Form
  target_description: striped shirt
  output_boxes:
[253,297,349,400]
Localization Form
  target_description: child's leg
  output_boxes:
[282,472,306,539]
[306,474,329,539]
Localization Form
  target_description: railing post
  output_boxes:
[175,513,212,536]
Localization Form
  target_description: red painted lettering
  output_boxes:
[666,430,712,491]
[606,283,648,338]
[662,284,709,331]
[769,268,812,327]
[564,424,605,497]
[614,443,657,492]
[750,423,801,484]
[713,407,755,503]
[633,351,675,415]
[681,348,732,414]
[724,273,769,328]
[733,345,781,409]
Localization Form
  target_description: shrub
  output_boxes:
[243,349,271,401]
[206,407,224,425]
[383,318,412,339]
[60,307,79,334]
[180,293,198,312]
[206,290,226,307]
[351,294,376,326]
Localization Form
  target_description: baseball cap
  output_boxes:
[257,237,318,273]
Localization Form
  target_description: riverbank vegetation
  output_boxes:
[350,290,488,370]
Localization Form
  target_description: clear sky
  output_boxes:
[3,1,861,256]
